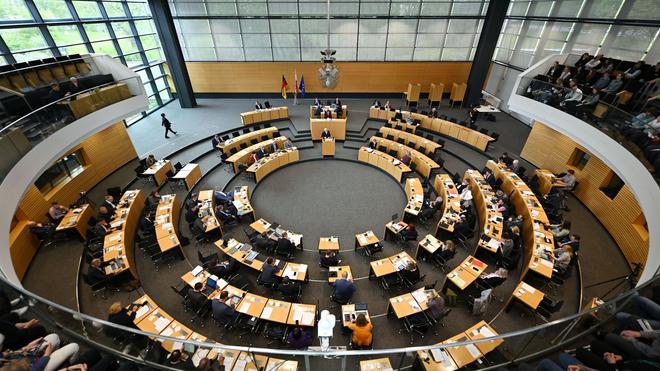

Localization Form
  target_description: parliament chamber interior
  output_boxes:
[0,0,659,370]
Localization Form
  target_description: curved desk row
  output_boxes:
[416,320,503,370]
[310,118,347,140]
[197,190,223,235]
[250,218,304,249]
[131,293,300,370]
[226,136,287,173]
[385,118,418,134]
[404,178,424,217]
[486,161,555,280]
[240,106,289,126]
[368,108,494,151]
[433,174,460,235]
[370,136,440,179]
[246,148,299,183]
[182,268,316,330]
[103,189,145,279]
[216,127,278,154]
[142,160,174,186]
[357,147,411,182]
[309,104,347,118]
[462,170,504,252]
[379,127,442,154]
[232,186,255,221]
[154,194,182,254]
[214,238,308,283]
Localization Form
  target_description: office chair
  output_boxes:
[375,132,383,137]
[244,227,259,243]
[408,141,416,150]
[229,147,238,154]
[378,145,387,152]
[538,297,564,321]
[388,149,398,158]
[437,138,445,147]
[174,162,183,172]
[197,250,219,268]
[469,123,478,130]
[405,127,413,133]
[264,122,272,128]
[425,134,434,141]
[397,138,405,144]
[379,273,403,293]
[429,309,452,336]
[400,313,432,345]
[240,143,248,149]
[264,101,271,108]
[261,135,269,141]
[250,138,258,145]
[363,242,383,257]
[417,147,426,155]
[221,135,230,141]
[242,128,250,134]
[479,128,489,135]
[82,272,108,299]
[349,336,373,350]
[329,287,351,310]
[386,134,394,141]
[263,322,288,345]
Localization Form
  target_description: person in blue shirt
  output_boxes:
[331,272,355,303]
[211,291,238,325]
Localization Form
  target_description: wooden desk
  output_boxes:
[181,269,211,288]
[197,190,222,234]
[465,320,503,355]
[172,163,202,190]
[233,186,255,221]
[384,220,408,241]
[463,170,503,246]
[357,147,411,182]
[131,294,157,323]
[433,174,461,234]
[246,148,299,183]
[360,358,392,371]
[405,177,424,217]
[235,352,268,371]
[535,168,565,195]
[248,218,303,249]
[286,303,316,326]
[310,104,348,119]
[380,127,442,155]
[103,189,145,279]
[241,106,288,125]
[444,333,483,368]
[318,237,339,252]
[329,265,352,283]
[265,358,298,371]
[237,292,268,318]
[216,238,306,282]
[155,194,181,253]
[250,218,271,234]
[416,348,458,371]
[136,308,173,335]
[415,234,445,259]
[226,136,286,173]
[387,288,435,319]
[55,204,93,240]
[143,160,174,186]
[354,230,380,251]
[370,257,397,278]
[261,299,291,324]
[370,136,440,179]
[341,304,371,327]
[310,118,347,140]
[160,320,193,353]
[510,281,544,310]
[278,262,308,282]
[445,255,487,291]
[322,137,336,156]
[217,127,278,154]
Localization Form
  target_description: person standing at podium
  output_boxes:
[255,100,264,110]
[321,128,332,140]
[323,109,332,119]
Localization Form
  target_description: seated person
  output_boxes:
[558,233,581,253]
[254,232,276,251]
[400,224,418,241]
[89,219,110,238]
[574,88,600,116]
[598,329,660,362]
[549,220,571,240]
[393,109,403,121]
[213,190,234,204]
[574,338,659,371]
[315,105,322,117]
[371,99,381,108]
[105,301,139,337]
[259,257,281,286]
[187,282,209,312]
[211,291,238,324]
[321,127,332,139]
[208,258,237,278]
[320,250,340,267]
[435,240,456,262]
[27,221,55,240]
[211,134,221,149]
[499,232,515,258]
[558,169,577,189]
[498,152,513,166]
[426,292,446,321]
[384,101,391,110]
[504,214,524,232]
[347,314,373,348]
[368,138,377,149]
[452,214,472,237]
[276,233,295,256]
[335,105,342,118]
[284,138,294,149]
[140,211,155,233]
[145,154,157,167]
[477,267,508,288]
[591,72,611,90]
[255,100,264,110]
[192,215,209,236]
[279,277,300,298]
[256,146,267,159]
[553,246,573,271]
[48,202,68,223]
[147,190,161,207]
[484,169,497,187]
[615,292,660,331]
[331,271,355,303]
[313,97,321,107]
[430,107,438,118]
[602,73,624,95]
[185,205,199,224]
[87,258,108,286]
[215,204,237,225]
[401,151,412,166]
[419,200,441,219]
[287,327,313,349]
[97,205,113,223]
[323,109,332,119]
[399,261,421,283]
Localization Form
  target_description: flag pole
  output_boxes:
[294,68,299,105]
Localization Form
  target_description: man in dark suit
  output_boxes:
[331,272,355,303]
[256,146,267,159]
[315,105,322,117]
[211,291,238,324]
[255,100,264,110]
[211,134,221,149]
[259,257,280,286]
[88,259,107,285]
[66,76,84,98]
[140,212,154,233]
[187,282,209,312]
[209,258,237,278]
[103,195,117,215]
[162,113,177,138]
[276,233,295,256]
[335,97,342,107]
[321,128,332,139]
[547,61,561,78]
[394,110,403,121]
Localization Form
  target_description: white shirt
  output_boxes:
[561,173,576,188]
[564,88,583,102]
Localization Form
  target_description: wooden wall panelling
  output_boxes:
[184,62,472,93]
[521,121,648,269]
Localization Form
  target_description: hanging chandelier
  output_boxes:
[318,0,339,88]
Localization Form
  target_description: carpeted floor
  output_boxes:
[20,97,634,370]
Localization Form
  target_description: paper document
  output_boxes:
[154,317,170,332]
[521,282,536,293]
[261,307,273,319]
[302,311,315,325]
[191,266,204,276]
[160,326,173,336]
[412,290,427,304]
[292,310,303,323]
[239,302,251,313]
[466,344,481,357]
[452,276,465,287]
[479,326,495,338]
[486,238,501,250]
[191,349,208,367]
[541,259,553,268]
[135,305,150,318]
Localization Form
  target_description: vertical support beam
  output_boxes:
[147,0,196,108]
[464,0,510,107]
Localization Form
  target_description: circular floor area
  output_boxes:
[251,159,407,246]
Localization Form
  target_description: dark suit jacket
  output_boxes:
[331,279,355,302]
[88,266,107,285]
[256,149,266,159]
[212,300,236,324]
[260,263,280,284]
[321,130,332,139]
[140,217,154,232]
[104,200,116,215]
[162,117,172,128]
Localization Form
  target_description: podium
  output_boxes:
[449,83,467,108]
[428,83,444,107]
[322,137,335,157]
[404,83,421,107]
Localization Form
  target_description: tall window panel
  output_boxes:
[169,0,490,61]
[493,0,660,69]
[0,0,173,124]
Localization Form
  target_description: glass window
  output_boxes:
[360,2,389,16]
[572,23,609,46]
[241,19,269,34]
[624,0,660,20]
[0,0,32,21]
[123,53,143,67]
[112,22,133,37]
[3,28,49,53]
[451,2,483,16]
[243,34,270,47]
[269,2,298,16]
[582,0,623,19]
[175,2,206,16]
[145,49,163,62]
[83,23,111,41]
[207,2,236,16]
[179,19,211,33]
[34,149,86,194]
[237,2,267,16]
[272,47,299,61]
[358,48,385,61]
[386,47,413,61]
[442,48,470,61]
[420,2,450,16]
[140,35,159,50]
[62,44,88,55]
[413,47,441,61]
[244,48,272,61]
[553,0,584,17]
[128,2,150,17]
[14,50,53,62]
[270,20,299,34]
[103,1,126,18]
[92,40,118,56]
[48,25,84,46]
[34,0,72,20]
[118,38,139,54]
[72,1,101,19]
[159,89,171,103]
[605,25,656,53]
[134,20,155,35]
[390,2,420,16]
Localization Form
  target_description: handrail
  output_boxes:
[0,55,92,76]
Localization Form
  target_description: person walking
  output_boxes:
[161,113,177,138]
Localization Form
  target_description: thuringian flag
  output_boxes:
[281,75,288,100]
